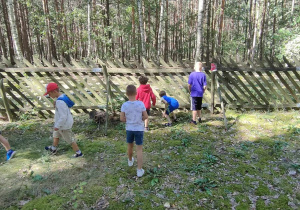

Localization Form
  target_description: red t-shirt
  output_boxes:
[136,84,156,110]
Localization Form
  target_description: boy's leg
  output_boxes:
[135,131,144,170]
[136,145,143,169]
[172,112,177,120]
[0,135,11,151]
[192,111,198,121]
[127,143,134,161]
[53,138,59,147]
[166,115,172,124]
[197,110,202,118]
[71,142,79,152]
[60,130,82,156]
[144,118,149,128]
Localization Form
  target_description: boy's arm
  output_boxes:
[203,75,207,93]
[54,101,68,130]
[150,89,156,106]
[120,112,126,122]
[142,110,148,121]
[188,84,192,93]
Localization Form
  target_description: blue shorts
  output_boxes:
[166,105,179,115]
[191,97,203,111]
[126,131,144,145]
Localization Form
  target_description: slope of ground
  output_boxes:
[0,110,299,209]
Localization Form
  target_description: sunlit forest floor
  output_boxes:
[0,109,299,209]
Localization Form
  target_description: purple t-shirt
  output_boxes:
[188,72,207,97]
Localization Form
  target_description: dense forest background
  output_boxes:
[0,0,299,65]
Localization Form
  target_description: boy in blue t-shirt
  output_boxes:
[159,91,179,127]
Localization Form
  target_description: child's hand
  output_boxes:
[53,101,56,108]
[54,128,59,131]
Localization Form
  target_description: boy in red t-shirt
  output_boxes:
[136,76,156,131]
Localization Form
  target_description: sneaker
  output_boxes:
[6,150,16,161]
[73,152,84,158]
[164,123,172,127]
[198,118,202,123]
[137,168,145,177]
[128,157,134,166]
[45,146,57,154]
[190,120,197,125]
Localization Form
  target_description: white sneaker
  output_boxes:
[128,157,134,166]
[137,168,145,177]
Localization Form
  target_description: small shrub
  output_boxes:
[233,150,245,158]
[147,167,163,186]
[194,178,217,195]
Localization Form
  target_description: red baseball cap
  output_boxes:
[44,83,59,96]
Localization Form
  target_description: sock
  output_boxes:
[76,150,82,154]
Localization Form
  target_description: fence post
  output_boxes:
[0,79,14,122]
[103,65,114,136]
[216,74,228,131]
[210,71,216,114]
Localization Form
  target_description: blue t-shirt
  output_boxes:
[188,72,207,97]
[161,95,179,108]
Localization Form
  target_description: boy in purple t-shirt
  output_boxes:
[188,62,207,125]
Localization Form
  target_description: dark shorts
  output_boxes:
[146,109,150,116]
[191,97,203,111]
[166,105,179,115]
[126,131,144,145]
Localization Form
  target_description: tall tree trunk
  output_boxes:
[271,0,277,62]
[87,0,91,57]
[54,0,64,61]
[18,1,32,62]
[137,0,146,59]
[157,0,164,59]
[259,0,267,60]
[164,0,169,62]
[195,0,204,62]
[132,0,136,59]
[42,0,52,63]
[7,0,22,60]
[206,0,211,64]
[217,0,225,62]
[0,24,8,59]
[251,0,259,61]
[1,0,14,63]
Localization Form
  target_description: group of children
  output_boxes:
[1,62,207,178]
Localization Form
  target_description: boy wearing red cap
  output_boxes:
[136,76,156,131]
[44,83,83,157]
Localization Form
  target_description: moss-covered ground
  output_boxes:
[0,110,299,209]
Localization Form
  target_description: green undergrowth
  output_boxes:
[0,110,299,209]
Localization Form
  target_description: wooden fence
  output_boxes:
[0,54,299,121]
[212,56,300,110]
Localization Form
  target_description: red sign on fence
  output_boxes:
[211,63,217,72]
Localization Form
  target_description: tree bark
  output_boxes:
[87,0,91,57]
[206,0,211,64]
[157,0,164,59]
[137,0,146,58]
[164,0,169,62]
[0,23,8,59]
[217,0,225,62]
[259,0,267,60]
[195,0,205,62]
[7,0,22,60]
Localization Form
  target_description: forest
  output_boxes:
[0,0,299,66]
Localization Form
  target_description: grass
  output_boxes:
[0,109,299,209]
